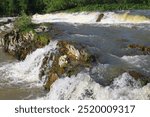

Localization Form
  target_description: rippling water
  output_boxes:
[0,10,150,100]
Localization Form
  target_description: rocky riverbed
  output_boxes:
[0,11,150,100]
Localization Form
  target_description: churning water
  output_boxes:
[0,10,150,100]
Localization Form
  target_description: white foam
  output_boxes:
[32,11,150,31]
[0,17,15,22]
[40,72,150,100]
[0,23,14,32]
[122,55,150,73]
[32,12,99,24]
[32,12,150,24]
[0,41,58,85]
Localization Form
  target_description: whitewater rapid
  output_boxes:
[0,10,150,100]
[32,11,150,31]
[32,11,150,24]
[1,41,150,100]
[41,72,150,100]
[0,41,58,87]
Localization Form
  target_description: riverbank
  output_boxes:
[1,3,150,17]
[66,4,150,12]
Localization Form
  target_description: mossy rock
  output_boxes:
[128,70,150,86]
[39,40,97,90]
[44,73,58,90]
[36,33,51,46]
[128,44,150,55]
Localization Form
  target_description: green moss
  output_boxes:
[36,34,51,45]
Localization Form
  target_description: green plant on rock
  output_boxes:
[14,12,32,32]
[36,34,51,46]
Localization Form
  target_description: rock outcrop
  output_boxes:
[96,14,104,22]
[0,23,61,60]
[1,29,52,60]
[128,44,150,55]
[39,40,96,90]
[2,30,36,60]
[128,70,150,86]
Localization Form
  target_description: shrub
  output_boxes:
[14,12,32,32]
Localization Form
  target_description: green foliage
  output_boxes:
[43,0,150,12]
[44,0,77,12]
[0,0,15,16]
[44,0,104,12]
[28,0,45,14]
[14,0,28,14]
[68,4,150,12]
[36,34,51,45]
[1,0,150,16]
[14,12,32,32]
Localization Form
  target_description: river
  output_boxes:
[0,10,150,100]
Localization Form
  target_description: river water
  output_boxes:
[0,10,150,100]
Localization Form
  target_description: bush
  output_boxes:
[44,0,100,12]
[14,12,32,32]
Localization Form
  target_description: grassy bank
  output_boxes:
[66,4,150,12]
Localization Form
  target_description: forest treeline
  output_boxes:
[1,0,150,16]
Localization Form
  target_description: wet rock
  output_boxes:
[128,44,150,55]
[34,25,49,33]
[128,71,144,80]
[2,30,35,60]
[34,23,62,37]
[0,22,61,60]
[1,29,52,60]
[40,40,96,90]
[96,14,104,22]
[44,73,58,90]
[128,70,150,86]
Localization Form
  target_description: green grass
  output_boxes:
[65,4,150,12]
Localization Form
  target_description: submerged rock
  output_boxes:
[34,25,49,33]
[39,40,96,90]
[128,44,150,55]
[128,70,150,86]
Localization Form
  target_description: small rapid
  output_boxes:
[0,41,58,99]
[32,10,150,31]
[33,11,150,24]
[41,72,150,100]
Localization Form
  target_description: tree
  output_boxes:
[13,0,28,15]
[28,0,45,14]
[0,0,15,16]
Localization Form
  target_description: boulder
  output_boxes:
[39,40,96,90]
[96,14,104,22]
[128,70,150,86]
[1,29,52,60]
[34,25,49,33]
[0,22,61,60]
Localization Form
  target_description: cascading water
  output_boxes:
[0,10,150,100]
